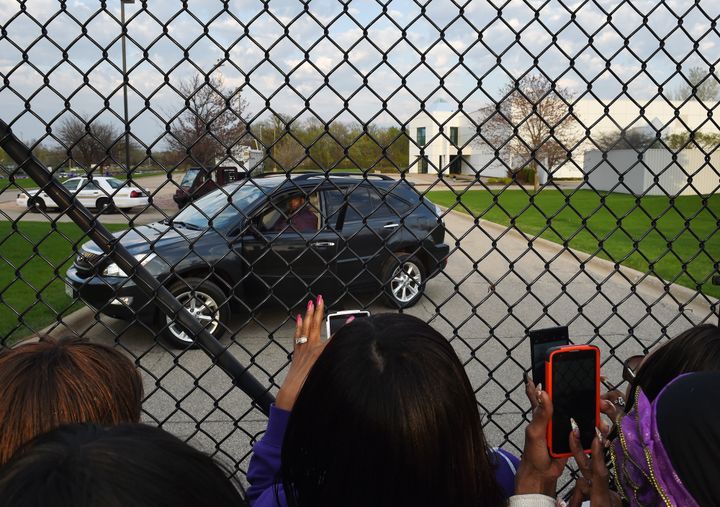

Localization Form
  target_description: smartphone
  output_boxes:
[529,326,569,385]
[545,345,600,458]
[325,310,370,337]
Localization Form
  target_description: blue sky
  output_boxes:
[1,0,718,146]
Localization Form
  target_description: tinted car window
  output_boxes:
[180,169,201,188]
[344,187,370,223]
[367,188,412,218]
[322,190,345,228]
[173,183,268,230]
[83,181,99,191]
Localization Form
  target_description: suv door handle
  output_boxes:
[383,223,400,229]
[311,241,335,247]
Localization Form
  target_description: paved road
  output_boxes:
[41,205,717,476]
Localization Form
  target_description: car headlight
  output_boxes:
[103,253,157,277]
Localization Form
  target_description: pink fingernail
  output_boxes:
[317,294,323,305]
[308,300,314,310]
[345,315,355,324]
[297,314,302,324]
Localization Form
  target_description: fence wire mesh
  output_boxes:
[1,0,719,493]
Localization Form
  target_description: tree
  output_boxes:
[476,74,579,191]
[57,116,122,169]
[672,66,720,102]
[595,127,661,151]
[665,131,720,151]
[0,148,11,170]
[167,73,249,167]
[254,113,305,171]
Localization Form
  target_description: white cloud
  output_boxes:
[0,0,714,142]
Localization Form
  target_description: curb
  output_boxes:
[38,306,97,338]
[441,206,718,317]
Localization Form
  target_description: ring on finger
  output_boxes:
[295,336,308,345]
[615,396,626,407]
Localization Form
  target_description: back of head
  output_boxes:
[281,313,503,507]
[656,371,720,506]
[629,324,720,404]
[0,336,143,466]
[0,423,247,507]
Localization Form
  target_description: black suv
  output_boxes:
[66,173,449,348]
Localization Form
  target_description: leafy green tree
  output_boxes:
[665,131,720,151]
[673,66,720,102]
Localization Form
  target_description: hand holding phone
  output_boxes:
[545,345,600,458]
[325,310,370,338]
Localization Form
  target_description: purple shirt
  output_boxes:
[246,405,520,506]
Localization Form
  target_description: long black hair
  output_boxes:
[0,423,247,507]
[280,313,505,507]
[628,323,720,408]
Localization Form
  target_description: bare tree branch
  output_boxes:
[167,73,250,167]
[475,75,579,189]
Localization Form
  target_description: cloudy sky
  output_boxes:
[1,0,717,146]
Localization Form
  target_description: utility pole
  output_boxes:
[121,0,135,175]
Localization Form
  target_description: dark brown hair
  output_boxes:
[0,336,143,466]
[0,423,248,507]
[281,314,505,507]
[628,324,720,408]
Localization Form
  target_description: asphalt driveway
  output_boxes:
[39,207,717,475]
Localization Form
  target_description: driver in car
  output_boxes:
[273,195,318,232]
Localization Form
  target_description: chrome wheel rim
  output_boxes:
[167,290,220,343]
[390,261,422,303]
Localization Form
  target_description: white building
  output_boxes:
[408,98,719,179]
[584,149,720,196]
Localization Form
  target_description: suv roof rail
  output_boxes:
[288,171,397,182]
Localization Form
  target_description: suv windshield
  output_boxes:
[172,183,269,230]
[180,169,201,188]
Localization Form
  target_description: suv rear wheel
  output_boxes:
[161,277,229,349]
[382,254,425,308]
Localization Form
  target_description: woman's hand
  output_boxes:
[600,389,626,423]
[275,295,326,411]
[515,380,568,496]
[567,423,621,507]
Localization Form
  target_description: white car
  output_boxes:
[16,176,150,212]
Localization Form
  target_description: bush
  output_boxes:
[510,167,536,184]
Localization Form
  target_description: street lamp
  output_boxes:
[120,0,135,176]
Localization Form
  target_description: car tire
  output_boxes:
[161,277,229,349]
[28,197,46,213]
[382,253,426,309]
[96,197,115,214]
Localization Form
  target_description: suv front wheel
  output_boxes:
[382,254,425,308]
[161,277,229,349]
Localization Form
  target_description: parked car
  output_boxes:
[174,166,251,209]
[16,176,149,212]
[67,172,449,348]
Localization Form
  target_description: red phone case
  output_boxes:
[545,344,600,458]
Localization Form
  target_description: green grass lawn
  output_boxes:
[427,189,720,299]
[0,222,125,342]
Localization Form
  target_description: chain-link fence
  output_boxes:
[1,0,719,493]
